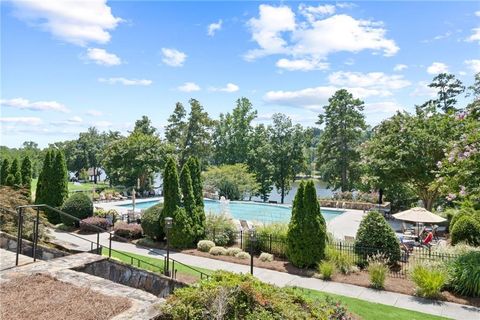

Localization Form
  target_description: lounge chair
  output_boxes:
[402,222,414,235]
[240,219,250,231]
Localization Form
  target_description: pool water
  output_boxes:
[119,199,343,224]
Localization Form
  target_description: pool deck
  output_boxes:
[95,198,365,241]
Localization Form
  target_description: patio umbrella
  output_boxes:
[393,207,446,236]
[132,188,136,212]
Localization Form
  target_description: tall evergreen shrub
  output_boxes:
[287,180,327,267]
[10,158,22,186]
[21,156,32,189]
[0,159,10,185]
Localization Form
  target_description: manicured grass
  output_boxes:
[31,178,110,197]
[102,248,213,279]
[296,288,449,320]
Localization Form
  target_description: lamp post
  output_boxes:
[164,217,173,276]
[249,228,256,275]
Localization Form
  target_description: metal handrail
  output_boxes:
[11,204,210,280]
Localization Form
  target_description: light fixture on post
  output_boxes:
[164,217,173,276]
[249,228,256,275]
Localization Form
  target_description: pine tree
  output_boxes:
[163,156,181,216]
[9,158,22,186]
[0,158,10,185]
[180,164,195,214]
[36,151,52,206]
[287,180,326,267]
[51,151,69,208]
[186,157,203,208]
[163,156,195,248]
[21,156,32,189]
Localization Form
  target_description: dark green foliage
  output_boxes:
[10,158,22,186]
[448,251,480,297]
[449,206,477,231]
[316,89,366,192]
[186,157,203,208]
[169,207,195,248]
[60,193,93,226]
[354,211,401,264]
[180,164,195,213]
[5,174,15,186]
[21,156,32,188]
[141,203,164,240]
[163,157,196,248]
[158,271,351,320]
[450,215,480,246]
[163,156,181,218]
[114,222,143,239]
[205,213,237,246]
[287,180,327,267]
[35,151,64,224]
[0,158,10,185]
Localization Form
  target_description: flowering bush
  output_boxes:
[226,247,243,256]
[79,217,110,233]
[209,246,227,256]
[113,222,142,240]
[235,251,251,260]
[197,240,215,252]
[259,252,274,262]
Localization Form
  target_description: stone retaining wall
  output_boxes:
[74,258,185,298]
[0,231,68,261]
[319,200,391,211]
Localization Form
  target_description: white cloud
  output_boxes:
[51,116,83,125]
[299,4,336,23]
[467,28,480,43]
[0,117,42,126]
[476,11,480,17]
[85,48,121,66]
[465,59,480,73]
[459,71,467,76]
[177,82,201,92]
[427,62,448,74]
[245,5,296,60]
[98,77,152,86]
[1,97,69,112]
[328,71,411,90]
[276,58,329,71]
[393,64,408,72]
[207,20,222,36]
[264,85,391,110]
[11,0,122,46]
[161,48,187,67]
[245,5,399,67]
[209,83,240,93]
[411,81,437,98]
[85,109,103,116]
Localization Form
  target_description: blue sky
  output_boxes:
[1,1,479,148]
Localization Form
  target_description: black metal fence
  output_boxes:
[205,227,459,278]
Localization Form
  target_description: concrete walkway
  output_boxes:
[49,229,480,320]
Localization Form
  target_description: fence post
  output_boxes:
[213,228,216,241]
[109,232,112,258]
[269,234,272,253]
[15,207,24,266]
[96,232,100,254]
[240,230,243,250]
[33,207,40,262]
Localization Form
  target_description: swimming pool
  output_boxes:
[119,199,344,224]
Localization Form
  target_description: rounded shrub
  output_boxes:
[354,210,400,264]
[114,222,143,240]
[79,217,109,233]
[205,213,237,246]
[451,215,480,246]
[448,251,480,297]
[209,246,227,256]
[60,193,93,226]
[235,251,251,260]
[141,203,164,240]
[197,240,215,252]
[259,252,274,262]
[226,247,243,256]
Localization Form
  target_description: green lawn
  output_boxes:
[296,288,449,320]
[31,178,110,197]
[102,248,213,279]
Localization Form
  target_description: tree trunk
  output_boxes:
[93,167,97,184]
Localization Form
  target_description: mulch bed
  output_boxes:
[182,248,480,307]
[0,274,132,320]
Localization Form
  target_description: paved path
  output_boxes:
[49,229,480,320]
